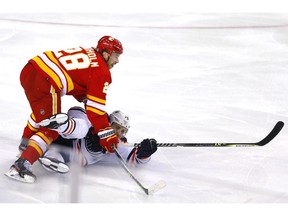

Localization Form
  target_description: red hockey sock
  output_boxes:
[21,146,41,164]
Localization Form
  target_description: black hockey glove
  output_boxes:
[136,138,157,159]
[85,127,103,152]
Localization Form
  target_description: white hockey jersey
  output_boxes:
[43,106,151,166]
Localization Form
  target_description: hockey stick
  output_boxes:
[127,121,284,148]
[113,146,166,195]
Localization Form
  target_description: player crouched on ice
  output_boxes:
[6,106,157,181]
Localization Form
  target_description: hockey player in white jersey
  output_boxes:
[14,106,158,177]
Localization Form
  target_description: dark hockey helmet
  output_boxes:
[97,36,123,54]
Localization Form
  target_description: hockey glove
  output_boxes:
[98,127,118,153]
[136,138,158,159]
[84,127,102,152]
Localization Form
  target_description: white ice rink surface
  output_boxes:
[1,13,288,207]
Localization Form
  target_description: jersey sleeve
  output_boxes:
[85,68,111,132]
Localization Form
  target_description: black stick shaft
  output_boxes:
[134,121,284,147]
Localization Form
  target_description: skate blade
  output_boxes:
[39,157,70,174]
[4,167,36,183]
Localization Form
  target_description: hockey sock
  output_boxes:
[20,146,41,164]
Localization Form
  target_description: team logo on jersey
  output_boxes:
[103,82,109,94]
[40,109,45,115]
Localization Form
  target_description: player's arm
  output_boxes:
[85,75,118,153]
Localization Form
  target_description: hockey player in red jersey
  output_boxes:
[5,36,124,183]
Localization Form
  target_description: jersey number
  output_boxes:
[55,47,90,71]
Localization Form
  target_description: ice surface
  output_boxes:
[0,13,288,205]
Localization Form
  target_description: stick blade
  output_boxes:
[257,121,284,146]
[147,180,166,195]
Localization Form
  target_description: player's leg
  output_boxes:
[40,106,91,139]
[6,66,61,182]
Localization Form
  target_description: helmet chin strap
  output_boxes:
[103,51,111,63]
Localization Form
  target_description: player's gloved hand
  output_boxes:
[98,127,119,153]
[136,138,157,159]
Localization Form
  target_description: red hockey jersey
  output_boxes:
[29,46,112,132]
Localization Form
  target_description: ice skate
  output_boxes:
[38,156,70,174]
[39,113,69,129]
[5,158,36,183]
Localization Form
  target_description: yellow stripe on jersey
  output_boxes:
[86,98,106,113]
[32,56,64,91]
[86,106,106,115]
[87,94,106,105]
[50,86,58,115]
[45,51,74,93]
[86,95,106,114]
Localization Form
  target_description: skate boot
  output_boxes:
[18,138,28,152]
[39,113,69,129]
[5,158,36,183]
[38,156,70,174]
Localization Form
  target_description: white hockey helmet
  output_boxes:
[109,110,130,133]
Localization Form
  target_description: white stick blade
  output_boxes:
[148,180,166,195]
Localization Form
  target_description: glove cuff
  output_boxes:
[98,128,115,139]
